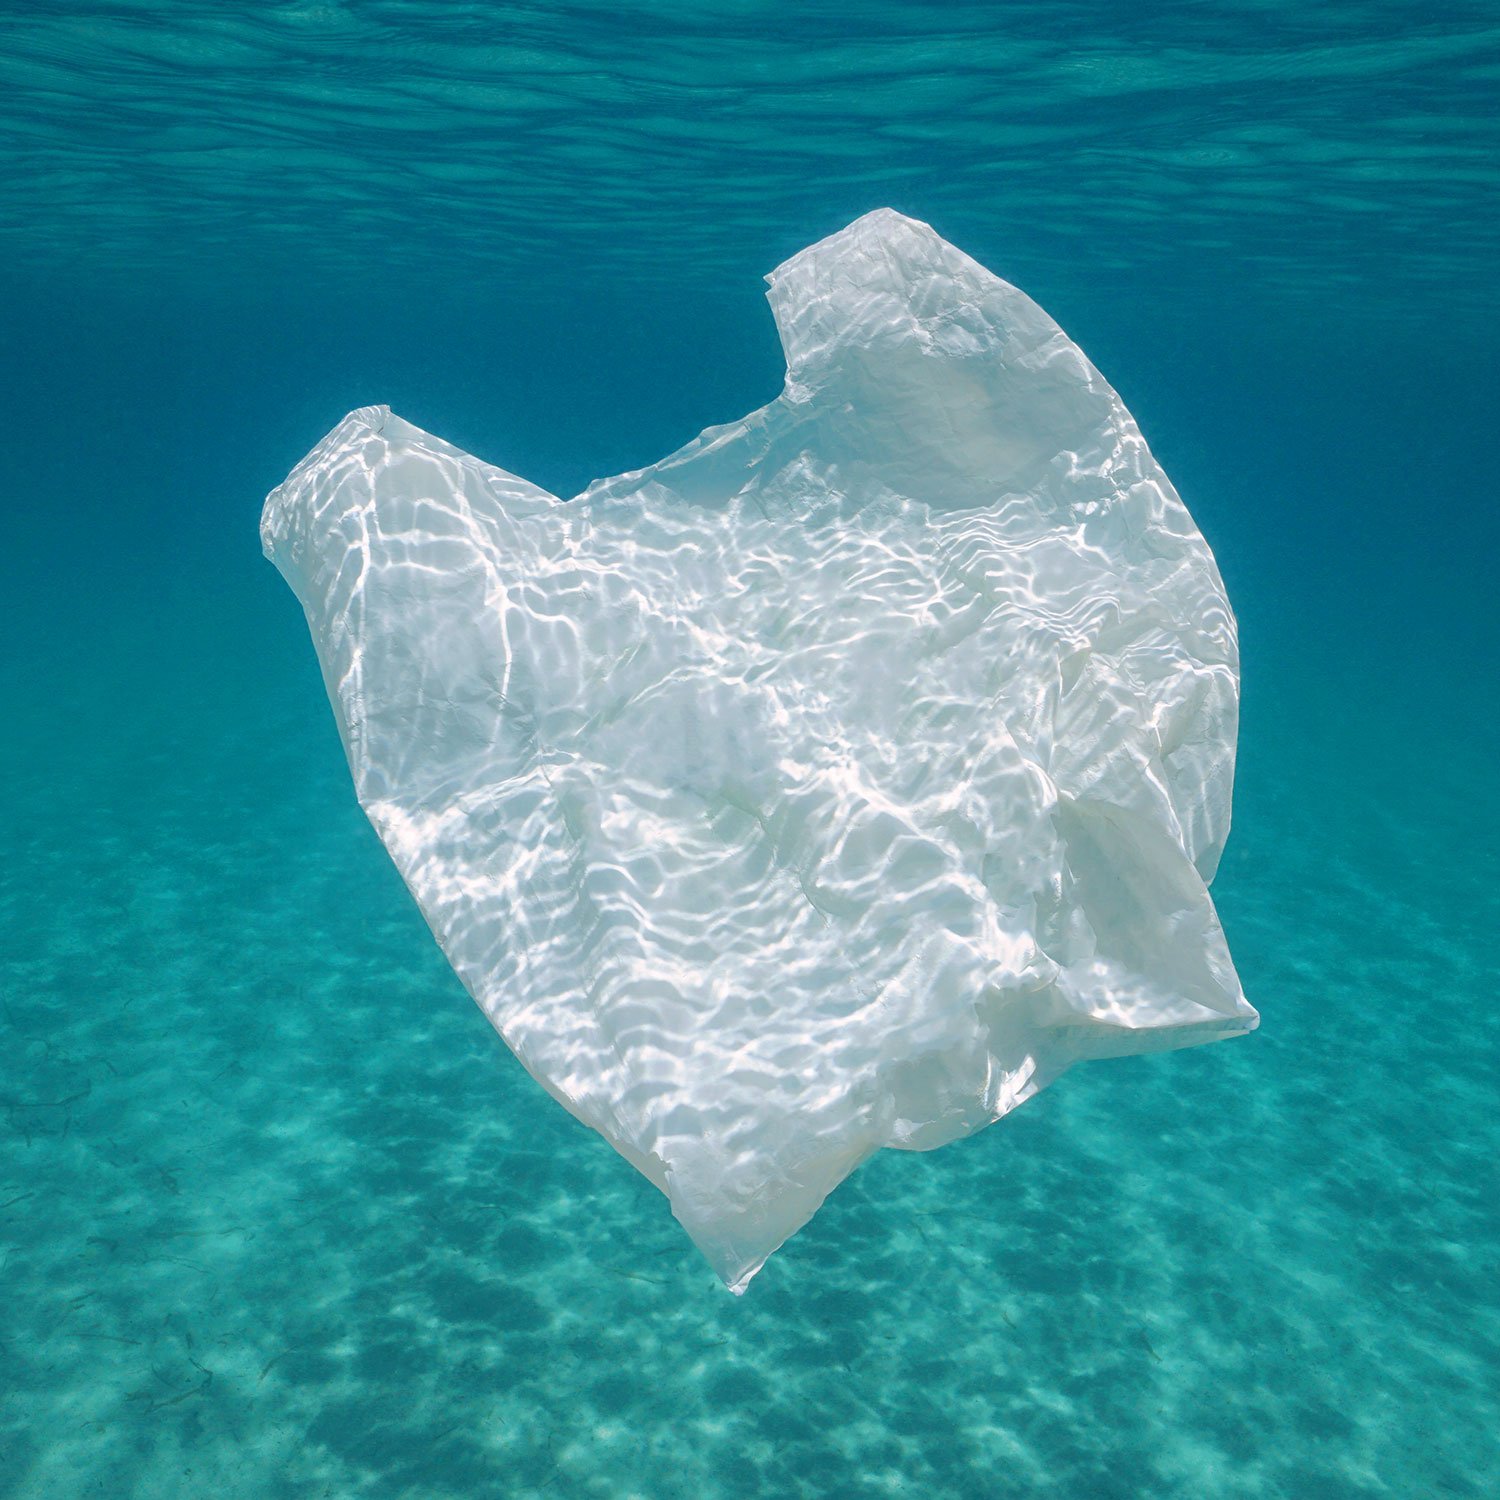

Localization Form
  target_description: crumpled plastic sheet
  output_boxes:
[262,209,1257,1292]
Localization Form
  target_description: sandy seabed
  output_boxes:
[1,607,1495,1500]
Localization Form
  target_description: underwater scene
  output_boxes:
[3,4,1497,1497]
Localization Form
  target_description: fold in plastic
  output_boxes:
[262,209,1256,1292]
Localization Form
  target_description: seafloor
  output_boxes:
[2,577,1495,1499]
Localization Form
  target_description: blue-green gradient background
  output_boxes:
[3,5,1496,1497]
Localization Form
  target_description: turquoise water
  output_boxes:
[3,6,1498,1497]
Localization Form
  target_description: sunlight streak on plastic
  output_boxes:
[262,211,1256,1291]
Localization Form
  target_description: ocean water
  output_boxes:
[3,5,1498,1498]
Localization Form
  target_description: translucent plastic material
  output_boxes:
[262,210,1256,1291]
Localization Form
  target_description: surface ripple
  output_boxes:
[2,2,1497,319]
